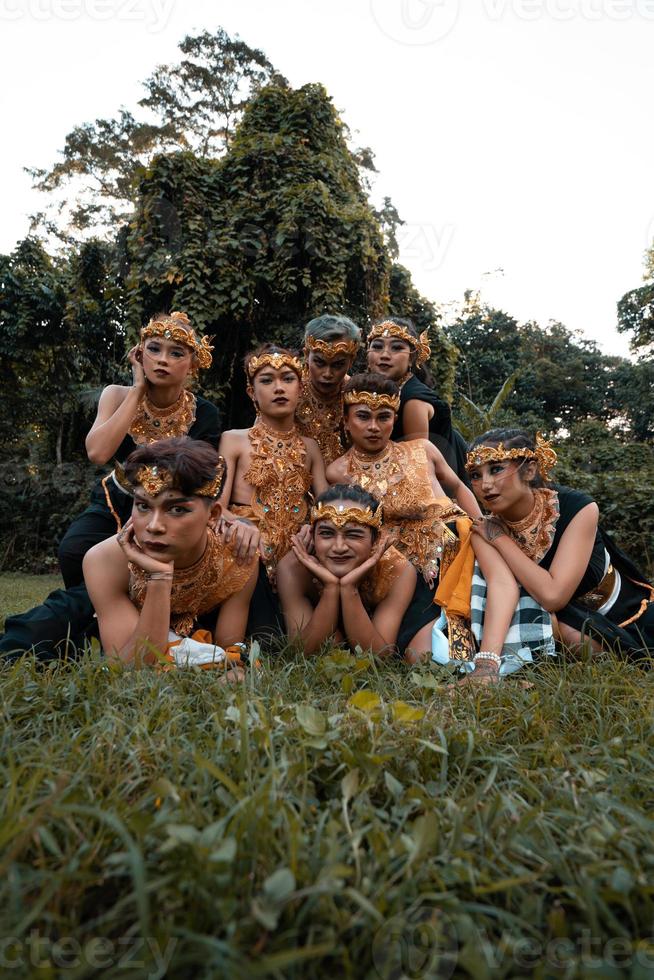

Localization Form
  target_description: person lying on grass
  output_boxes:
[83,437,258,673]
[277,484,416,657]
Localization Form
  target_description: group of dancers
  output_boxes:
[1,310,652,680]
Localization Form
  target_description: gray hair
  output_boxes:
[304,314,361,343]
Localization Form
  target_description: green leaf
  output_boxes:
[295,703,327,736]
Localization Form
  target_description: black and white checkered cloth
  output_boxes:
[470,562,556,675]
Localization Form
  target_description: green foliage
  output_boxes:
[1,646,653,976]
[555,421,654,571]
[617,280,654,357]
[0,460,98,573]
[28,29,283,239]
[455,371,520,440]
[125,83,390,425]
[449,296,651,439]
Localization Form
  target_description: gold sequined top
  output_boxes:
[128,526,255,637]
[295,376,345,466]
[128,389,197,445]
[346,440,465,578]
[241,418,313,577]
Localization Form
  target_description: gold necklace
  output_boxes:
[128,389,196,445]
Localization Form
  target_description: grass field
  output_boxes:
[0,572,62,631]
[1,577,654,978]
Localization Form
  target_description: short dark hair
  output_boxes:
[470,428,545,488]
[124,437,226,498]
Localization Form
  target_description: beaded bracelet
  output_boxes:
[474,651,501,668]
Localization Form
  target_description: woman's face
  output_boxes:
[313,502,375,577]
[132,490,217,567]
[345,403,395,453]
[306,350,352,398]
[140,337,194,387]
[250,366,301,417]
[367,336,412,381]
[467,456,535,515]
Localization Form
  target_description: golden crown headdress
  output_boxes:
[140,311,214,369]
[304,334,359,359]
[367,321,431,367]
[246,351,302,380]
[466,433,557,482]
[114,457,226,499]
[343,390,400,412]
[310,500,383,529]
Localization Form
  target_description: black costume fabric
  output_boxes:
[397,577,438,653]
[392,375,469,486]
[58,395,220,588]
[0,564,283,662]
[544,486,653,656]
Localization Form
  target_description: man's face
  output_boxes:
[306,350,352,397]
[131,489,216,566]
[345,402,396,453]
[313,505,375,577]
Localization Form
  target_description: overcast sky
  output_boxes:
[2,0,653,355]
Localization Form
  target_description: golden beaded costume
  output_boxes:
[345,438,475,659]
[295,374,345,466]
[232,418,312,580]
[128,525,255,638]
[345,440,465,580]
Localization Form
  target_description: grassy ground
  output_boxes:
[0,572,62,631]
[1,588,653,978]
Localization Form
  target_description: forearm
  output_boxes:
[296,585,341,655]
[340,585,392,657]
[455,482,482,519]
[491,536,563,610]
[86,388,143,464]
[116,579,172,666]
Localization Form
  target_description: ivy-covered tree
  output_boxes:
[28,29,284,240]
[124,83,391,426]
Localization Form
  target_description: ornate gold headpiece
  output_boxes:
[114,458,226,498]
[343,390,400,412]
[367,321,431,367]
[304,334,359,359]
[465,433,557,481]
[246,351,303,380]
[140,311,214,369]
[310,500,383,529]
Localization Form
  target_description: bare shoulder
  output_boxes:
[83,536,128,591]
[301,435,321,455]
[98,384,131,408]
[219,429,250,451]
[326,455,349,483]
